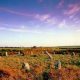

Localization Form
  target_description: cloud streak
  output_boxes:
[0,26,41,33]
[35,14,50,21]
[0,7,51,22]
[64,4,80,15]
[0,7,34,17]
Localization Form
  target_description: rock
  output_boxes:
[21,62,30,72]
[54,60,61,70]
[5,52,8,56]
[45,51,53,60]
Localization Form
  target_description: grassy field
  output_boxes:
[0,53,80,80]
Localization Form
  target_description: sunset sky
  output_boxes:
[0,0,80,47]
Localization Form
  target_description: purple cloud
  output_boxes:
[35,14,50,21]
[0,7,51,22]
[58,20,67,28]
[64,4,80,15]
[57,0,64,8]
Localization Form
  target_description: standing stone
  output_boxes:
[55,60,61,70]
[18,51,21,55]
[72,52,75,56]
[21,62,30,72]
[45,51,53,60]
[58,60,61,70]
[5,51,8,56]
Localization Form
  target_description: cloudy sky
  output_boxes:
[0,0,80,47]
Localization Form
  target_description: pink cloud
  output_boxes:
[64,4,80,15]
[35,14,50,21]
[34,14,58,25]
[45,18,57,25]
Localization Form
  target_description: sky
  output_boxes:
[0,0,80,47]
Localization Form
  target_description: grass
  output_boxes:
[0,54,80,80]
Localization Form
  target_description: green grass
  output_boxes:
[0,54,80,70]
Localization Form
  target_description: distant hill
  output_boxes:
[57,46,80,48]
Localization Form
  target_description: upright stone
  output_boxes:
[21,62,30,72]
[5,51,8,56]
[55,60,61,70]
[72,52,75,56]
[58,60,61,70]
[18,51,21,55]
